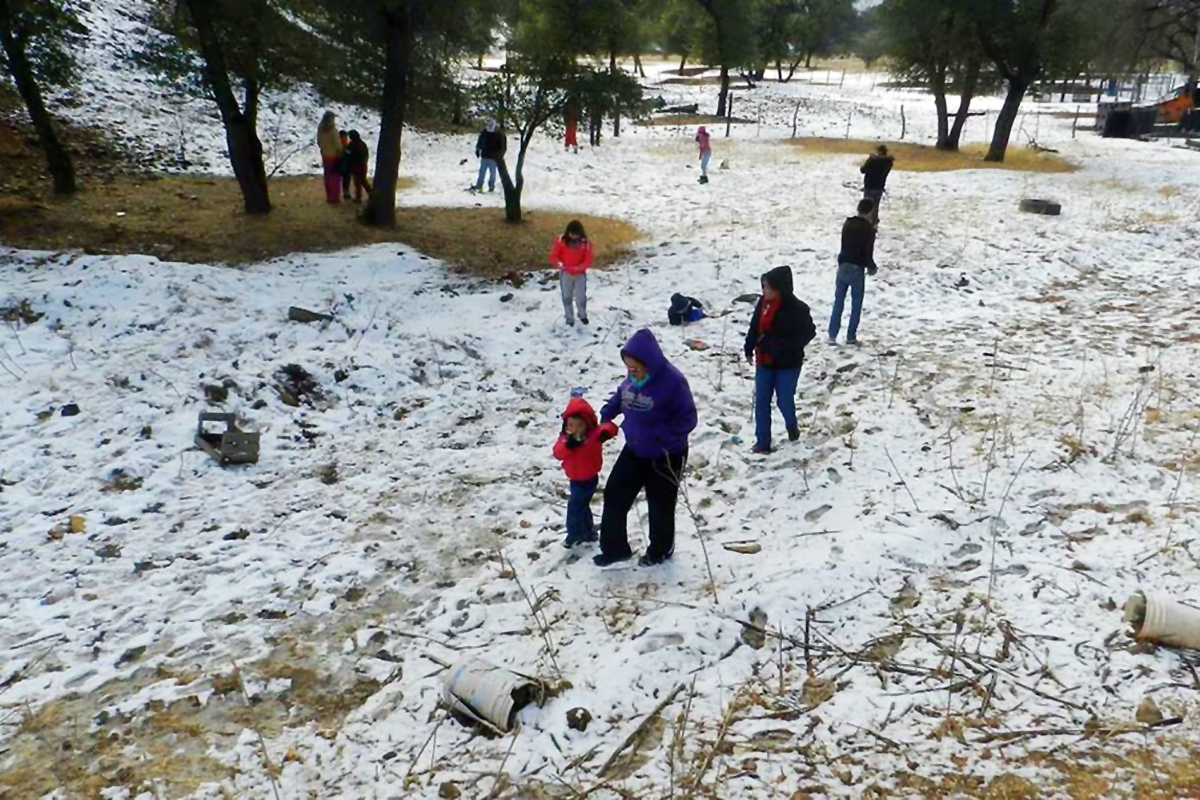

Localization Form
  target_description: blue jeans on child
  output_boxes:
[755,366,801,450]
[829,263,866,342]
[476,158,499,190]
[700,150,712,175]
[566,478,599,543]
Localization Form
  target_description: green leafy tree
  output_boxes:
[0,0,86,195]
[794,0,856,68]
[977,0,1085,161]
[880,0,992,150]
[313,0,500,227]
[692,0,759,116]
[1137,0,1200,82]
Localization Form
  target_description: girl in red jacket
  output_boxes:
[548,220,594,326]
[554,396,617,547]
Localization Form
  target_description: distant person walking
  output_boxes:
[345,130,372,203]
[474,118,506,193]
[548,220,593,327]
[696,125,712,184]
[317,111,343,204]
[744,266,817,453]
[828,199,879,346]
[565,112,579,154]
[860,144,894,225]
[595,329,697,568]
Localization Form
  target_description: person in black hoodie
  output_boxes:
[345,130,372,203]
[828,199,879,346]
[473,118,506,193]
[744,266,817,454]
[860,144,894,225]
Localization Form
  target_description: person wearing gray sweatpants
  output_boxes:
[548,220,594,327]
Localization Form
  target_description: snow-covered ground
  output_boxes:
[3,4,1200,799]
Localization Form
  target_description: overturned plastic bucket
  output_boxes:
[442,657,543,733]
[1124,590,1200,650]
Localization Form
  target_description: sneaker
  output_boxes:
[593,552,633,567]
[846,338,861,347]
[638,552,672,567]
[788,427,800,442]
[488,186,496,193]
[752,443,772,454]
[579,315,589,325]
[566,319,575,327]
[563,536,582,549]
[827,336,837,345]
[581,533,598,544]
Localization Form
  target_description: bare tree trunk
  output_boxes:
[776,60,783,82]
[716,65,730,117]
[785,57,803,82]
[932,73,950,149]
[679,53,687,73]
[634,53,645,78]
[185,0,269,214]
[0,8,76,195]
[986,77,1029,162]
[805,50,813,69]
[610,43,620,138]
[945,58,981,151]
[365,10,412,227]
[496,155,522,222]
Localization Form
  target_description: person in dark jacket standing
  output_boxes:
[345,130,372,203]
[594,329,698,568]
[744,266,817,454]
[473,118,506,193]
[828,199,879,346]
[860,144,894,225]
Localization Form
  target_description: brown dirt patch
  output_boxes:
[0,173,642,275]
[787,137,1078,174]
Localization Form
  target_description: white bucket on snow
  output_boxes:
[1124,590,1200,650]
[442,657,542,732]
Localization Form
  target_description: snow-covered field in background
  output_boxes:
[3,3,1200,799]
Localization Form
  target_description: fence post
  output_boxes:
[845,108,852,139]
[1072,104,1080,139]
[900,104,906,140]
[726,94,734,138]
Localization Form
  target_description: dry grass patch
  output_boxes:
[639,113,754,127]
[787,137,1077,174]
[0,174,641,275]
[394,207,641,279]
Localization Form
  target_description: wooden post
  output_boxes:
[756,103,762,137]
[726,94,734,138]
[900,104,906,140]
[791,99,801,139]
[845,108,852,139]
[1072,104,1080,138]
[840,70,846,88]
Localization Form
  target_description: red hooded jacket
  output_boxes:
[553,397,618,482]
[548,236,594,276]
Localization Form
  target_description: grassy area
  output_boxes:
[787,137,1078,174]
[639,113,754,127]
[0,174,642,275]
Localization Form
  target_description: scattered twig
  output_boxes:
[487,725,521,799]
[598,683,686,779]
[232,661,282,800]
[404,710,446,779]
[883,445,922,512]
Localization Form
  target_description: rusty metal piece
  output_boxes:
[195,412,260,465]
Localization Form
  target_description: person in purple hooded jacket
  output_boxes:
[594,329,698,567]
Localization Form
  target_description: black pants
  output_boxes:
[600,446,687,560]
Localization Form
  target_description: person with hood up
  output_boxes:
[548,219,594,326]
[553,396,619,548]
[744,266,817,454]
[696,125,712,184]
[828,198,879,346]
[317,111,343,204]
[595,329,698,567]
[860,144,894,225]
[474,118,506,193]
[345,130,372,203]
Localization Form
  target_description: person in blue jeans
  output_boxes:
[829,198,879,345]
[473,118,506,192]
[744,266,817,454]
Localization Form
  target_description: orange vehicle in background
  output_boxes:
[1156,84,1196,124]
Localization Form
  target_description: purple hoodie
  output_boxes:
[600,329,697,458]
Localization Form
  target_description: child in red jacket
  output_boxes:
[553,396,618,547]
[548,220,594,327]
